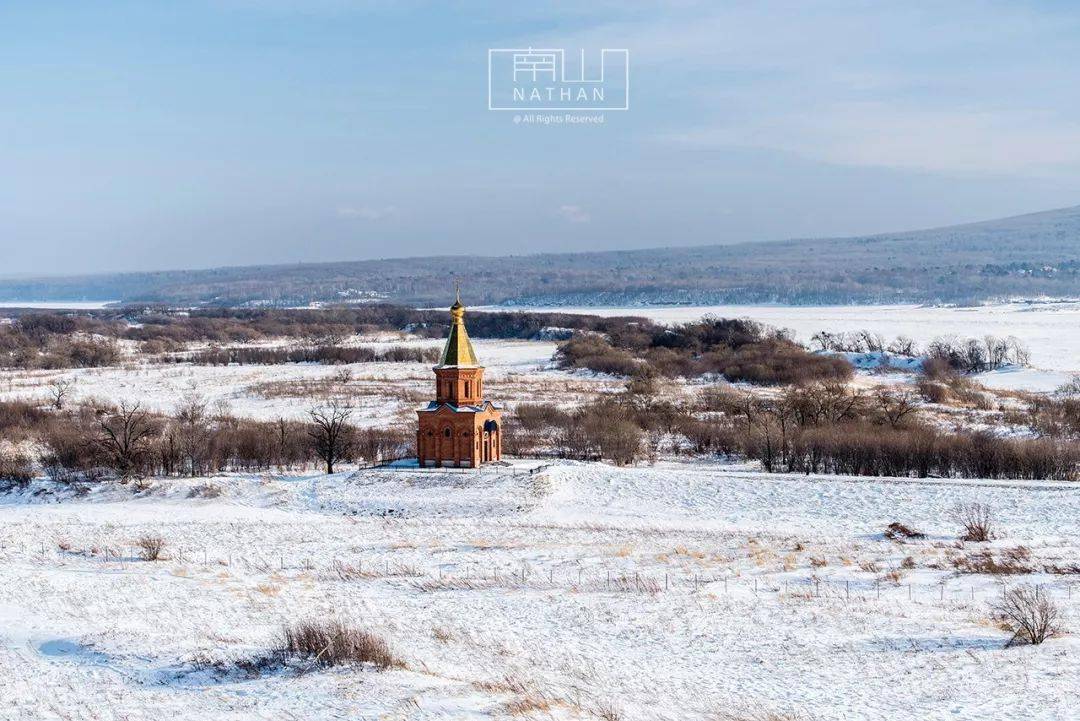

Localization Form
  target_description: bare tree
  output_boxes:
[887,335,918,356]
[874,387,922,427]
[737,393,786,472]
[951,502,994,542]
[855,330,886,353]
[994,585,1061,646]
[175,391,211,476]
[48,378,74,410]
[274,416,292,471]
[98,402,154,481]
[308,402,354,474]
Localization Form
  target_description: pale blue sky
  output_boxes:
[3,1,1080,275]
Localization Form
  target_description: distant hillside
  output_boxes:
[4,205,1080,307]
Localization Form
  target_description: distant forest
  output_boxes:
[4,205,1080,307]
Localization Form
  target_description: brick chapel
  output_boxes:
[416,294,502,467]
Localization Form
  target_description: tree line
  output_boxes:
[0,396,410,487]
[503,378,1080,480]
[811,330,1030,373]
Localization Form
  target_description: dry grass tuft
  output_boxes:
[505,694,553,716]
[952,548,1033,575]
[574,573,661,594]
[330,559,422,581]
[472,674,532,695]
[884,522,926,541]
[590,700,624,721]
[278,619,398,669]
[713,710,810,721]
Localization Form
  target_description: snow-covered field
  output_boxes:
[0,339,617,423]
[2,461,1079,720]
[498,302,1080,389]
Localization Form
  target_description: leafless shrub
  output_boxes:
[0,452,34,488]
[952,502,994,542]
[1056,375,1080,398]
[278,619,398,669]
[993,584,1062,646]
[136,534,166,561]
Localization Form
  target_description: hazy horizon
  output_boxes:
[5,1,1080,276]
[2,200,1075,282]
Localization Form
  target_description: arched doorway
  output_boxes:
[482,419,499,463]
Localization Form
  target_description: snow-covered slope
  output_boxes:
[2,461,1079,720]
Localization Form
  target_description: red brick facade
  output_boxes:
[416,298,501,468]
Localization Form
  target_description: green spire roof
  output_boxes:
[439,296,479,367]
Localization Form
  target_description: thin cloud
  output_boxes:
[337,205,399,220]
[557,205,591,223]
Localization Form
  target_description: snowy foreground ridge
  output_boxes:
[3,461,1080,720]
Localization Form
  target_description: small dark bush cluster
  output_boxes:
[506,399,646,465]
[884,522,925,541]
[0,452,34,488]
[557,318,853,385]
[0,315,121,368]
